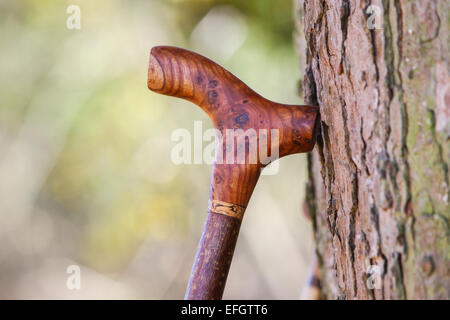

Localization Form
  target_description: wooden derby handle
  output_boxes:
[148,46,320,299]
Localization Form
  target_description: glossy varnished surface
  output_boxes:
[148,46,319,299]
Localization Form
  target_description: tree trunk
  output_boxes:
[295,0,449,299]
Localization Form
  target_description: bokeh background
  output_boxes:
[0,0,314,299]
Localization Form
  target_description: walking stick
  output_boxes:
[147,46,319,299]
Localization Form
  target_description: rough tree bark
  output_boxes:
[295,0,449,299]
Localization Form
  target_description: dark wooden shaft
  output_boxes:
[185,211,242,299]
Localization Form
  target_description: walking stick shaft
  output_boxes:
[185,211,242,299]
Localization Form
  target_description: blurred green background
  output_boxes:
[0,0,313,299]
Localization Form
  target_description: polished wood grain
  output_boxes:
[148,46,319,299]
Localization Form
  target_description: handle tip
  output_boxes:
[147,49,164,91]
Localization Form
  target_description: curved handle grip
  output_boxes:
[148,46,257,110]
